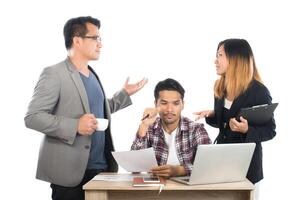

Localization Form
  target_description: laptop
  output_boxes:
[171,143,256,185]
[237,103,278,125]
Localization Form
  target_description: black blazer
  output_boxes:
[206,80,276,183]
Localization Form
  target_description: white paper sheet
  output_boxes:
[92,174,147,181]
[112,148,158,172]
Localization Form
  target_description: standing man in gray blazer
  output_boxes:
[25,16,147,200]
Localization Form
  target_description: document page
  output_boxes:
[112,148,158,172]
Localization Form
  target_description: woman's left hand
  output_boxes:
[229,117,248,134]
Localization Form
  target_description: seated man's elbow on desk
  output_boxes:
[151,165,187,178]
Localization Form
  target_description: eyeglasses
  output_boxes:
[81,35,102,43]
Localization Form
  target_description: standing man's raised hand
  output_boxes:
[123,77,148,96]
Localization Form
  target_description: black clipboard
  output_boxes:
[236,103,278,125]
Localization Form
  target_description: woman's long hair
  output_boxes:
[214,39,262,99]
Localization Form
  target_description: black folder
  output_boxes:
[236,103,278,125]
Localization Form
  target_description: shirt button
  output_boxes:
[85,145,90,149]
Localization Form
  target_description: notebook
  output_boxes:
[236,103,278,125]
[171,143,255,185]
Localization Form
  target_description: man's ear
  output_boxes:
[72,36,81,48]
[182,100,185,110]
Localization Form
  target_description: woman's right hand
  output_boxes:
[193,110,215,121]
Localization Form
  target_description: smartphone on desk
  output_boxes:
[143,177,160,183]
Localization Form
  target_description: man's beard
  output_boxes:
[162,113,178,124]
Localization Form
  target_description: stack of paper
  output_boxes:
[112,148,158,172]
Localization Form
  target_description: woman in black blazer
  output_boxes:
[194,39,276,187]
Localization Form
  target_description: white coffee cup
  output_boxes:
[96,118,109,131]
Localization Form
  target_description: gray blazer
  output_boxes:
[25,58,132,187]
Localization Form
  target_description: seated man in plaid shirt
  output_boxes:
[131,78,211,178]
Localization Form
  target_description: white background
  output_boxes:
[0,0,299,199]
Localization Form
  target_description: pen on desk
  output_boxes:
[141,114,150,121]
[158,184,164,195]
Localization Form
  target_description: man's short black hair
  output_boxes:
[63,16,100,50]
[154,78,185,101]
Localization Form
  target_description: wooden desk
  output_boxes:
[83,174,254,200]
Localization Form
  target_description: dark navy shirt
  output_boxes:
[80,71,107,170]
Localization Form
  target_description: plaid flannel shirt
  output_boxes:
[131,116,211,174]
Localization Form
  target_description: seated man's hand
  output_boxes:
[138,107,159,138]
[151,165,187,178]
